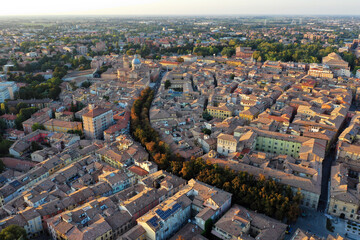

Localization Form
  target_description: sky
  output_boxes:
[1,0,359,16]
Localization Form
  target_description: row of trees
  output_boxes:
[130,88,172,170]
[130,88,302,222]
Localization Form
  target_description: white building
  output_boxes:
[137,179,232,240]
[137,195,192,240]
[0,81,18,103]
[357,69,360,78]
[335,68,351,77]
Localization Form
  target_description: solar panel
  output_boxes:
[148,216,159,227]
[0,176,6,183]
[10,180,20,187]
[172,203,181,212]
[154,203,182,221]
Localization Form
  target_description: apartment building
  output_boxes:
[0,81,18,103]
[232,126,326,162]
[308,63,334,79]
[137,179,232,240]
[82,105,113,139]
[206,104,232,120]
[137,193,192,240]
[328,162,360,223]
[44,119,83,134]
[0,208,43,238]
[98,170,135,194]
[217,133,238,156]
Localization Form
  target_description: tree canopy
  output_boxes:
[32,123,45,131]
[0,225,27,240]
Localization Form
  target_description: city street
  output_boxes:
[285,209,333,239]
[284,208,358,239]
[333,218,360,240]
[318,146,336,212]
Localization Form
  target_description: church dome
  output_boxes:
[132,54,141,65]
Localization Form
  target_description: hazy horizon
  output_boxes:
[2,0,360,16]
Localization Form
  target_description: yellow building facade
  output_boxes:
[44,119,83,133]
[207,104,232,120]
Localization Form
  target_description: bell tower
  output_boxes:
[123,54,129,69]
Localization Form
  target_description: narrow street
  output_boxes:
[317,146,336,212]
[152,70,166,95]
[318,99,356,212]
[290,102,356,238]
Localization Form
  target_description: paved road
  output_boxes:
[318,113,350,212]
[317,146,336,212]
[152,70,166,95]
[285,209,334,239]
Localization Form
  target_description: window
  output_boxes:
[343,207,347,211]
[334,205,337,209]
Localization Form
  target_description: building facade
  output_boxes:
[82,105,113,139]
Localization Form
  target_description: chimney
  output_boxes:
[88,104,95,111]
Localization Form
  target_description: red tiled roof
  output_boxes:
[0,157,37,169]
[83,107,111,118]
[62,111,74,116]
[5,129,24,135]
[128,166,148,176]
[0,114,17,121]
[104,123,123,134]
